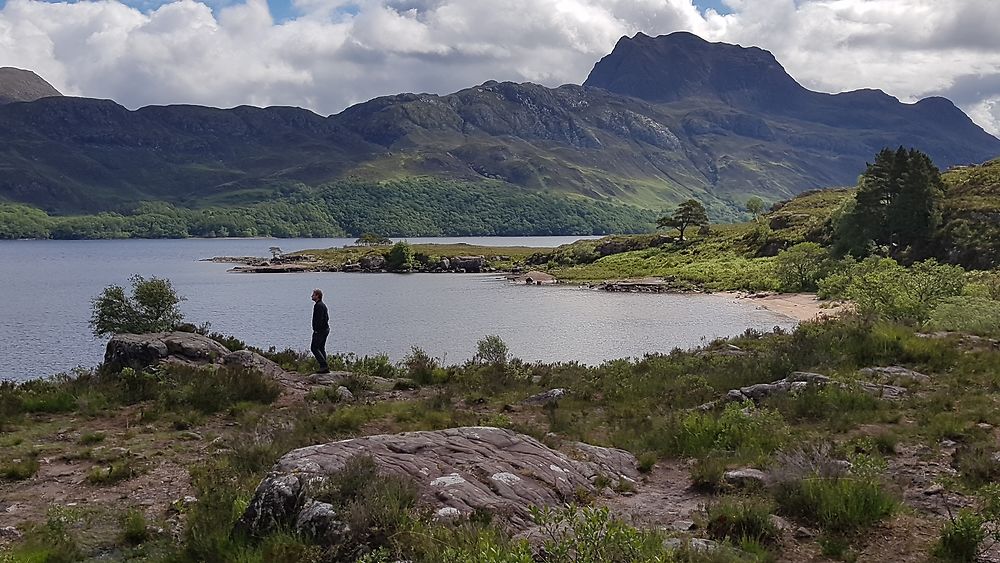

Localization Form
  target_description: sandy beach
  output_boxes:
[719,291,847,322]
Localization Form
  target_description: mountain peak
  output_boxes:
[583,32,806,109]
[0,67,62,105]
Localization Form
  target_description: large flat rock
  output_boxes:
[239,427,639,537]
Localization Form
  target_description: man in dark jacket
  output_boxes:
[311,289,330,374]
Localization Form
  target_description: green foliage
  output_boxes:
[706,497,779,545]
[87,458,141,484]
[385,241,415,271]
[1,453,40,480]
[658,199,710,240]
[475,335,510,368]
[1,508,82,563]
[90,274,185,337]
[935,510,986,562]
[820,257,965,322]
[530,505,670,562]
[746,197,765,224]
[953,442,1000,488]
[773,452,896,534]
[672,402,789,459]
[355,233,393,246]
[773,242,831,291]
[837,146,943,257]
[119,508,151,545]
[927,296,1000,337]
[403,346,439,385]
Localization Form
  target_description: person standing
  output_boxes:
[311,288,330,374]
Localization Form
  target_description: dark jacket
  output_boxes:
[312,300,329,333]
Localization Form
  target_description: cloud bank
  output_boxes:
[1,0,999,136]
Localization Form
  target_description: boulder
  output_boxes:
[452,255,486,273]
[723,468,768,489]
[858,366,929,384]
[238,427,639,538]
[724,371,908,403]
[521,388,567,406]
[105,332,230,371]
[359,255,386,271]
[221,349,286,380]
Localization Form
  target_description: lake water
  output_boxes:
[0,237,796,381]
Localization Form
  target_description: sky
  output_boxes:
[0,0,998,137]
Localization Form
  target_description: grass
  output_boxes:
[86,459,141,485]
[706,497,780,545]
[1,453,40,480]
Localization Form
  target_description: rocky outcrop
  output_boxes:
[858,366,929,384]
[451,256,487,273]
[105,332,231,371]
[713,371,909,407]
[521,388,567,406]
[103,332,307,393]
[238,427,639,539]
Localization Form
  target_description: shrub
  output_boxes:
[475,335,509,367]
[773,452,896,534]
[927,296,1000,337]
[530,505,669,562]
[385,241,414,271]
[403,346,438,385]
[673,402,789,458]
[87,459,140,485]
[120,508,150,545]
[690,455,729,492]
[774,242,831,291]
[706,497,779,545]
[90,274,185,336]
[934,510,985,562]
[1,454,40,480]
[79,431,105,445]
[953,443,1000,488]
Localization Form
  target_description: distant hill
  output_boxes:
[0,67,62,105]
[0,32,997,230]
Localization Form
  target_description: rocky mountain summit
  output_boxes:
[1,33,997,220]
[0,67,61,105]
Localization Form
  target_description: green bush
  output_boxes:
[1,454,40,480]
[706,497,779,545]
[934,510,985,562]
[403,346,438,385]
[530,505,669,562]
[773,453,896,534]
[90,274,185,337]
[385,241,415,271]
[120,508,151,545]
[673,402,789,458]
[87,459,140,485]
[774,242,832,291]
[953,443,1000,488]
[927,296,1000,337]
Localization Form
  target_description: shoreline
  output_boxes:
[717,291,846,323]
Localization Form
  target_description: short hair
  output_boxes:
[313,288,323,299]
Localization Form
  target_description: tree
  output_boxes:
[838,147,944,257]
[269,246,282,260]
[90,275,185,337]
[746,197,765,224]
[773,242,830,291]
[385,241,414,272]
[355,233,392,247]
[657,199,709,241]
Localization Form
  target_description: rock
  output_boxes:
[976,423,994,431]
[521,388,567,406]
[307,372,350,386]
[360,255,386,271]
[923,483,945,495]
[295,500,347,543]
[940,439,958,449]
[451,256,487,273]
[794,526,816,539]
[722,371,908,404]
[723,468,768,489]
[770,515,792,532]
[221,350,286,380]
[368,376,396,392]
[663,537,721,552]
[335,386,354,403]
[671,520,696,531]
[238,427,639,537]
[0,526,23,544]
[105,332,231,370]
[179,431,203,441]
[858,366,929,384]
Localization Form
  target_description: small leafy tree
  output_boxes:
[385,241,414,272]
[355,233,392,247]
[774,242,831,292]
[90,275,185,337]
[475,335,509,367]
[268,246,282,259]
[657,199,709,241]
[746,196,765,224]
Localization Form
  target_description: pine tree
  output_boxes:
[658,199,709,240]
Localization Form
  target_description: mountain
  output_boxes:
[0,32,998,226]
[0,67,62,105]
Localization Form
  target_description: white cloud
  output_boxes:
[0,0,998,137]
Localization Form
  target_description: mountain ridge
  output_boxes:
[0,32,997,224]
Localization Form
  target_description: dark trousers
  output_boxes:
[311,330,329,371]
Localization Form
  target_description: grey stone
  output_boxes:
[359,255,386,271]
[105,332,231,371]
[858,366,929,383]
[369,376,396,391]
[723,468,768,489]
[295,500,346,543]
[671,520,696,531]
[663,537,720,552]
[307,372,350,386]
[239,427,639,538]
[522,388,567,406]
[335,386,354,403]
